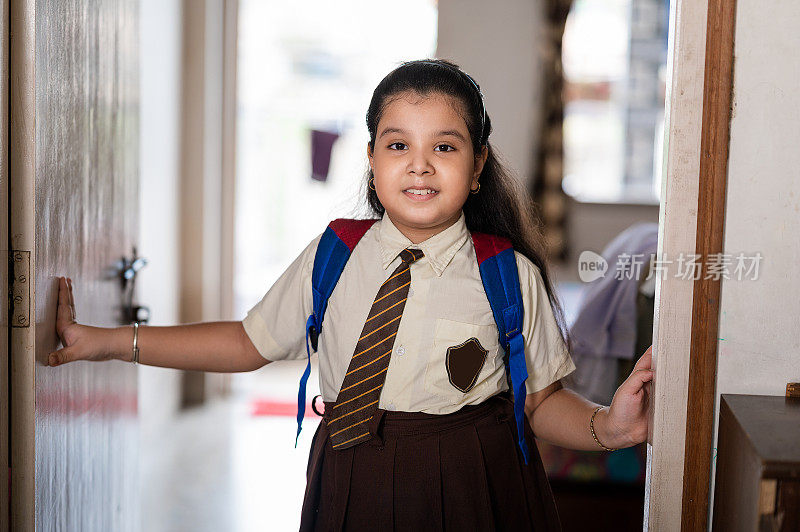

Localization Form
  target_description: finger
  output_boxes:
[56,278,74,328]
[58,278,74,322]
[48,346,76,367]
[67,277,76,321]
[624,368,654,396]
[633,346,653,371]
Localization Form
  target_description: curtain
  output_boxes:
[530,0,573,261]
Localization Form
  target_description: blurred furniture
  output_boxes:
[713,394,800,532]
[530,0,573,260]
[566,223,658,405]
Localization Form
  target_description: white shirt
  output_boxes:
[242,211,575,415]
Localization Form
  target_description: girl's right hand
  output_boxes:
[49,277,120,366]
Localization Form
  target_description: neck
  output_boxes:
[386,211,462,244]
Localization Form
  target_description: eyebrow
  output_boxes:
[377,127,468,143]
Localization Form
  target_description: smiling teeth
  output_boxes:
[406,189,436,195]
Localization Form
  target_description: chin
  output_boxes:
[382,194,461,230]
[395,211,451,229]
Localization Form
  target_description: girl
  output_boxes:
[51,59,653,531]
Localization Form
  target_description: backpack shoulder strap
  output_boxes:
[295,218,378,446]
[307,218,379,349]
[471,232,531,465]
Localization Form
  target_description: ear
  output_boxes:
[366,142,374,172]
[472,145,489,184]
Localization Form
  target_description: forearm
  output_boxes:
[107,321,268,373]
[529,388,629,451]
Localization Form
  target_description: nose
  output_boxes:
[406,150,434,176]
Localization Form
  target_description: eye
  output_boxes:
[388,142,407,150]
[435,144,455,152]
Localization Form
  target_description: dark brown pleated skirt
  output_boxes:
[299,392,561,531]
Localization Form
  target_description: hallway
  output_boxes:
[141,360,321,531]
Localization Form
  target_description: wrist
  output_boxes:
[108,326,134,361]
[592,406,626,450]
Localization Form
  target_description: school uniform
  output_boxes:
[243,211,576,531]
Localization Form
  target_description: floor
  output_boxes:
[141,359,322,532]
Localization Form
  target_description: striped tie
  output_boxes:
[327,247,424,450]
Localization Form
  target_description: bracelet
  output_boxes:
[131,322,140,364]
[590,406,617,452]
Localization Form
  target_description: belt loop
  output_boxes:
[368,409,387,448]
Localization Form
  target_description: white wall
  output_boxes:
[436,0,544,184]
[138,0,183,450]
[712,0,800,518]
[717,0,800,396]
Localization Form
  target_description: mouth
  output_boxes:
[403,187,439,201]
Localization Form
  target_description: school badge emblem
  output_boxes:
[445,337,488,393]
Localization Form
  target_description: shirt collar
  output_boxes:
[378,211,469,277]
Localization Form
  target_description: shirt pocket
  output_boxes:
[424,318,501,404]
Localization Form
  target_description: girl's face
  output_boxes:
[367,92,488,243]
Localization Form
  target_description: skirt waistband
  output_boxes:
[321,392,514,438]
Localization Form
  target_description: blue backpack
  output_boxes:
[297,218,532,464]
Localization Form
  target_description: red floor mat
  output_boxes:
[250,399,318,417]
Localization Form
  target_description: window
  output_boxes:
[561,0,669,204]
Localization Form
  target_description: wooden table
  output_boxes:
[713,394,800,531]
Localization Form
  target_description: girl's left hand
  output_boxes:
[605,346,653,447]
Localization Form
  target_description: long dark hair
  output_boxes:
[363,58,571,352]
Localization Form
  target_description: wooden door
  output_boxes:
[9,1,140,530]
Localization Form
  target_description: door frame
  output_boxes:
[1,0,9,530]
[680,0,737,528]
[8,0,36,529]
[644,0,737,529]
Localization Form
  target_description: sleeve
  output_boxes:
[241,234,322,362]
[515,252,576,394]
